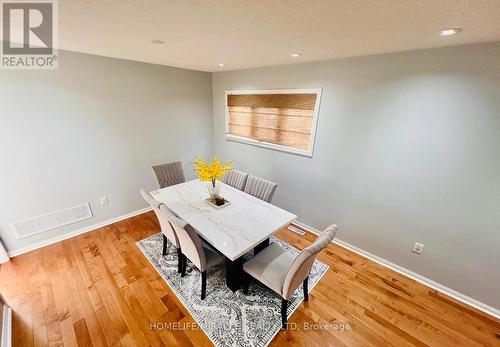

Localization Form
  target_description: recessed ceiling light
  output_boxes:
[291,53,301,58]
[218,63,225,68]
[439,28,462,36]
[151,39,165,45]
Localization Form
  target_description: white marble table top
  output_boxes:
[151,179,297,261]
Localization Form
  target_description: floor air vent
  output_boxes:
[11,203,93,239]
[287,225,305,236]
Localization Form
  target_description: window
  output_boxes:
[225,89,322,157]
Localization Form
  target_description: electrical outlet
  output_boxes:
[412,242,424,254]
[100,196,109,206]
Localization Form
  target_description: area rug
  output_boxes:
[137,232,329,347]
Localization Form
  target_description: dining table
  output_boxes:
[151,179,297,292]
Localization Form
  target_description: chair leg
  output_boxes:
[243,282,249,295]
[177,248,182,273]
[281,299,288,329]
[303,277,309,301]
[162,235,168,256]
[201,271,207,300]
[181,254,186,277]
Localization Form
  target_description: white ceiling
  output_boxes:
[59,0,500,72]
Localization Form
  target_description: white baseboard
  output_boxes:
[1,305,12,347]
[8,207,152,258]
[292,220,500,320]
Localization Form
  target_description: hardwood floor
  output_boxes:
[1,211,499,346]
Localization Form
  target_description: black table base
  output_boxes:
[225,257,244,292]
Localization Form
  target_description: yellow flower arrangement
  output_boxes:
[194,156,233,187]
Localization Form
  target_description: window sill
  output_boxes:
[225,134,314,157]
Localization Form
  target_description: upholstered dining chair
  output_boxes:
[221,169,249,190]
[162,208,223,300]
[152,161,185,188]
[140,189,183,273]
[243,175,278,203]
[243,224,338,329]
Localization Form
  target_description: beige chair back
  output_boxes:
[243,175,278,203]
[282,224,338,299]
[152,161,185,188]
[140,189,179,248]
[221,169,248,190]
[162,208,207,272]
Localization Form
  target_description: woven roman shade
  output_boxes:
[227,93,318,150]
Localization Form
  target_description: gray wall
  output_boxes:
[0,50,213,253]
[212,42,500,309]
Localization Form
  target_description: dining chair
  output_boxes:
[243,175,278,203]
[140,189,183,273]
[221,169,248,190]
[163,208,224,300]
[152,161,185,188]
[242,224,338,329]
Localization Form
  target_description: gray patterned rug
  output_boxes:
[137,232,329,347]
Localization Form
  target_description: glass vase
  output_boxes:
[207,181,220,200]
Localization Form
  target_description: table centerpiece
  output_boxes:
[194,156,232,207]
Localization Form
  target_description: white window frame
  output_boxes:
[225,88,322,157]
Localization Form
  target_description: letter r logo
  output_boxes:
[2,1,54,54]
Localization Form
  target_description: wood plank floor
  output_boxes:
[1,211,499,346]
